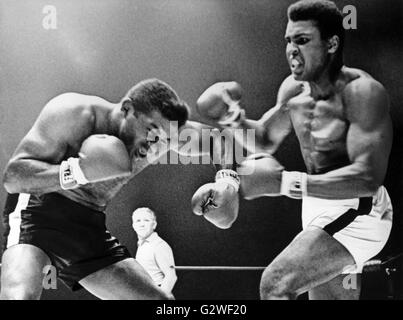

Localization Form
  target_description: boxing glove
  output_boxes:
[60,134,132,189]
[238,153,308,200]
[196,82,245,128]
[191,169,240,229]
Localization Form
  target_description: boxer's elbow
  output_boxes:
[254,125,271,148]
[3,174,20,194]
[365,178,381,196]
[358,169,382,196]
[3,161,25,194]
[256,132,282,155]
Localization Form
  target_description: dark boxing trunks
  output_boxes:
[2,192,131,291]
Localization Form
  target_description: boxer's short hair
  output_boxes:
[126,79,189,127]
[288,0,345,54]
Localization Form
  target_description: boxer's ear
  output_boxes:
[327,35,339,54]
[121,99,135,117]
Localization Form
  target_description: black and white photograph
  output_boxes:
[0,0,402,305]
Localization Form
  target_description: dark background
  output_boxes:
[0,0,402,300]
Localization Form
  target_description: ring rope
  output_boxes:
[175,266,266,271]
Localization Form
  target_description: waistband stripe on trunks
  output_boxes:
[323,197,373,236]
[6,193,31,248]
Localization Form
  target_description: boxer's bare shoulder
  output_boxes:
[17,93,110,163]
[37,93,95,126]
[33,93,100,141]
[341,67,389,122]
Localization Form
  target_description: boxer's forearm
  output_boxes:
[238,103,292,153]
[175,121,239,170]
[3,159,62,194]
[225,117,277,154]
[238,119,268,148]
[306,163,381,199]
[210,133,237,171]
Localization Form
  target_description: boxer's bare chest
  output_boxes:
[287,84,350,173]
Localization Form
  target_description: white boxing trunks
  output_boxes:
[302,186,393,273]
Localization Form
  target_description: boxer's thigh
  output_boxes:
[79,258,170,300]
[1,244,51,300]
[309,273,361,300]
[260,226,355,298]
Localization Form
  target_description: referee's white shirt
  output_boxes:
[135,232,175,285]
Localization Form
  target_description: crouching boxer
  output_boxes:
[1,79,191,300]
[191,0,394,300]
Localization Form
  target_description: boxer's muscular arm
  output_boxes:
[171,120,211,157]
[173,120,235,170]
[307,79,392,199]
[176,77,300,164]
[176,120,240,229]
[3,93,93,194]
[236,76,297,153]
[185,120,240,228]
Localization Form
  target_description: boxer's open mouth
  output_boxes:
[290,58,303,73]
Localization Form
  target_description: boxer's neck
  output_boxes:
[308,66,342,100]
[92,102,121,136]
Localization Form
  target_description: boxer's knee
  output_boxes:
[0,284,42,300]
[260,266,298,300]
[0,269,44,300]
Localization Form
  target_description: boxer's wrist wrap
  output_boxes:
[280,171,308,199]
[59,157,89,190]
[215,169,240,192]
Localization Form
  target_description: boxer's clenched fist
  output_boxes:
[196,82,245,128]
[191,170,240,229]
[60,135,132,189]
